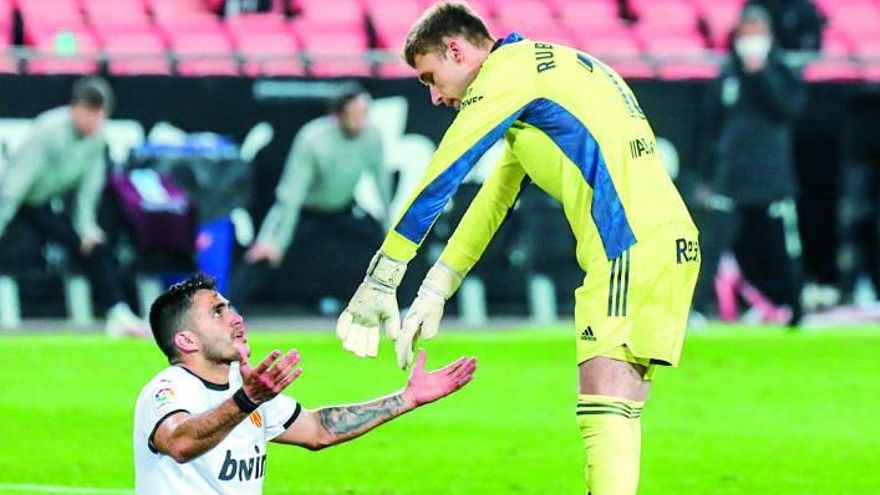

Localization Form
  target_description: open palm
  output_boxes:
[403,350,477,407]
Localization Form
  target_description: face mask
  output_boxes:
[734,35,772,63]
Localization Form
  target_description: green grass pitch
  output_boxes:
[0,325,878,494]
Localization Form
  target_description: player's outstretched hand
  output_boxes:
[402,350,476,408]
[237,346,303,404]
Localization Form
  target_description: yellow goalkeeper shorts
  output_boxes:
[575,223,700,373]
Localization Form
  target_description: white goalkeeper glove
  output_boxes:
[336,251,407,358]
[396,261,465,369]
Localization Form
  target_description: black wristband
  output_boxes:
[233,388,259,413]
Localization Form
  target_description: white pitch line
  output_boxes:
[0,484,132,495]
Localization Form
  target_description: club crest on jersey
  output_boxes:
[249,411,263,428]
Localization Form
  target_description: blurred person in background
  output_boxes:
[0,76,148,337]
[695,5,807,325]
[235,83,391,306]
[746,0,825,51]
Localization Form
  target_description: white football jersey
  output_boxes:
[134,363,301,495]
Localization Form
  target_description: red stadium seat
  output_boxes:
[225,12,288,35]
[81,0,147,16]
[156,13,223,35]
[862,64,880,82]
[607,60,654,79]
[176,58,240,76]
[803,60,863,82]
[0,51,17,73]
[450,0,494,18]
[299,30,370,76]
[296,0,364,32]
[494,0,557,29]
[103,30,171,75]
[18,0,86,44]
[109,58,173,75]
[819,1,880,32]
[640,33,707,61]
[700,2,743,48]
[0,0,12,28]
[630,0,699,34]
[821,29,852,57]
[28,25,98,51]
[579,33,641,60]
[376,58,414,78]
[233,31,302,76]
[28,55,100,75]
[656,61,719,80]
[853,38,880,59]
[293,22,367,49]
[373,25,408,51]
[87,6,155,39]
[519,23,577,47]
[557,0,625,34]
[168,30,239,76]
[367,0,423,41]
[147,0,212,17]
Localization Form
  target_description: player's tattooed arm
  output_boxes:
[316,393,413,444]
[271,350,475,450]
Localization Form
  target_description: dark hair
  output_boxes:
[328,82,368,114]
[149,273,217,362]
[738,5,772,30]
[403,2,493,67]
[70,76,113,112]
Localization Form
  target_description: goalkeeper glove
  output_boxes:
[336,251,407,357]
[396,261,465,369]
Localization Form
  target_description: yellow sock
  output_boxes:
[577,394,644,495]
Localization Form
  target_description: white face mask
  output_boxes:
[734,35,772,63]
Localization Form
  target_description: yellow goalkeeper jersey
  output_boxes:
[381,33,696,273]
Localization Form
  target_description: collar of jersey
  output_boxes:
[177,365,230,391]
[491,32,524,52]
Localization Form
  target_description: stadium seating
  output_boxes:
[103,31,171,75]
[298,30,370,76]
[579,32,641,60]
[233,29,304,76]
[0,0,874,80]
[296,0,364,33]
[167,29,239,76]
[697,0,745,48]
[803,59,863,82]
[607,60,654,79]
[629,0,700,35]
[0,0,11,40]
[367,0,423,48]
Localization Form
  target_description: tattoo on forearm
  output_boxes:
[318,394,406,438]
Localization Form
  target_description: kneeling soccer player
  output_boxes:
[134,273,476,494]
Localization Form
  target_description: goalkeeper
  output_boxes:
[336,2,700,494]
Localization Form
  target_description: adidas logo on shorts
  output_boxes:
[580,326,597,341]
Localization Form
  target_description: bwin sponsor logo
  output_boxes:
[218,447,267,481]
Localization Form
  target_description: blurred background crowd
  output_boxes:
[0,0,879,333]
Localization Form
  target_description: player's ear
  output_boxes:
[174,330,199,355]
[447,38,465,63]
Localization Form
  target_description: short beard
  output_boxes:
[202,339,237,364]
